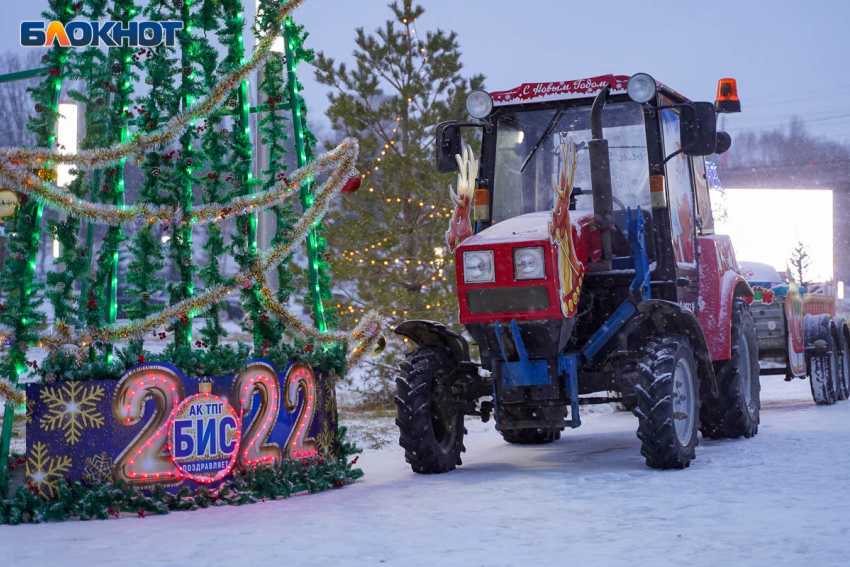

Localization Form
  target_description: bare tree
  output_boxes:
[788,240,812,287]
[717,117,850,169]
[0,50,45,148]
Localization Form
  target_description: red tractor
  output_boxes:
[394,73,759,470]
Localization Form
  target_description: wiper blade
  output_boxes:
[520,108,566,173]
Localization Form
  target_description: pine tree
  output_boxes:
[314,2,483,395]
[789,240,812,287]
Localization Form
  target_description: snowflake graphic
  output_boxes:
[323,378,337,422]
[82,452,114,484]
[26,442,72,499]
[39,382,105,444]
[26,397,35,424]
[316,421,337,459]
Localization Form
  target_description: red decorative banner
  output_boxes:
[490,74,630,107]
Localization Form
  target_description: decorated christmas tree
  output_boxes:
[0,0,384,512]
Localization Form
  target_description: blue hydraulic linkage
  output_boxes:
[494,207,651,429]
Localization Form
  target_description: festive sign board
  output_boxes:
[24,359,338,498]
[490,74,629,107]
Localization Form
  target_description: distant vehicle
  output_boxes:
[741,261,850,404]
[394,73,760,472]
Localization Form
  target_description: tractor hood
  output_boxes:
[458,210,599,264]
[455,210,600,324]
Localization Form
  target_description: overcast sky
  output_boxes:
[2,0,849,143]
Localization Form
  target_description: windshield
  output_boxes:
[492,101,650,223]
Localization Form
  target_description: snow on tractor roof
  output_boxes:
[739,261,783,283]
[490,74,630,107]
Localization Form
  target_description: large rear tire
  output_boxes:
[809,328,840,406]
[700,299,761,439]
[635,334,700,470]
[836,331,850,401]
[395,346,466,474]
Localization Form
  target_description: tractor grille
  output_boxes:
[466,286,550,314]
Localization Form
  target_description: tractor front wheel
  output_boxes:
[635,334,700,470]
[700,299,761,439]
[395,346,466,474]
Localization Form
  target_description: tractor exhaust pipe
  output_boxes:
[588,84,614,272]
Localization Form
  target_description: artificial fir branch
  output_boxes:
[1,450,363,524]
[167,0,203,351]
[0,0,74,386]
[53,0,115,331]
[197,43,230,348]
[226,0,280,350]
[256,1,298,340]
[124,0,181,337]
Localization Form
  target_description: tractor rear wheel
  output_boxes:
[836,332,850,401]
[501,427,561,445]
[808,329,840,405]
[395,346,466,474]
[635,334,700,470]
[700,299,761,439]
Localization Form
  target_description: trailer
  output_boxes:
[741,261,850,404]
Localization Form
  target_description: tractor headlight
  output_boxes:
[465,90,493,119]
[513,246,546,280]
[627,72,657,104]
[463,250,495,283]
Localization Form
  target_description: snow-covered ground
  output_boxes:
[3,374,850,567]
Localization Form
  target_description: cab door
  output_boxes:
[659,107,699,313]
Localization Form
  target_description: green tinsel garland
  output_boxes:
[1,425,363,525]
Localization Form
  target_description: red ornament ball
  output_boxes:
[341,176,362,194]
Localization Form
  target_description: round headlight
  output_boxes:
[627,73,657,104]
[463,250,495,283]
[514,246,545,280]
[466,90,493,119]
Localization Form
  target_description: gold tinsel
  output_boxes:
[0,139,357,227]
[0,0,305,172]
[30,139,378,367]
[0,379,24,406]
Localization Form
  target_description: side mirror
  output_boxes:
[715,131,732,155]
[436,121,462,173]
[680,102,718,156]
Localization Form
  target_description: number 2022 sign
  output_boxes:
[24,359,338,497]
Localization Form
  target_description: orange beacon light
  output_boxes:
[715,78,741,113]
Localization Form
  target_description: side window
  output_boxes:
[691,156,714,235]
[660,108,696,266]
